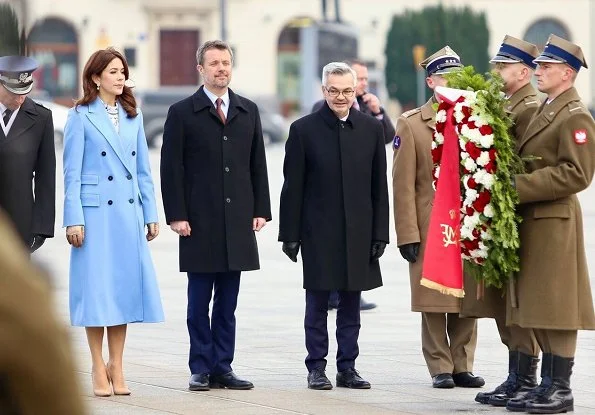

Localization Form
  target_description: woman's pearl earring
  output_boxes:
[96,83,100,90]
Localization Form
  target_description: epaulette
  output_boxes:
[34,101,50,110]
[567,101,587,114]
[401,108,421,118]
[523,96,539,107]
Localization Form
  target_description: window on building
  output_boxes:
[28,18,78,105]
[524,18,570,49]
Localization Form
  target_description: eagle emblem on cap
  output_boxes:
[444,46,454,55]
[19,72,29,82]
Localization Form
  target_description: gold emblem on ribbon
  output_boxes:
[440,224,458,247]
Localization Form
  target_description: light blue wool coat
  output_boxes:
[63,98,164,327]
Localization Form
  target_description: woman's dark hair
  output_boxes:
[76,48,137,117]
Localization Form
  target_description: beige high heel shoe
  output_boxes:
[106,363,131,395]
[92,366,112,397]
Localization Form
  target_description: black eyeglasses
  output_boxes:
[324,87,355,98]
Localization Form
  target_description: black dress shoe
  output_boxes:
[189,373,209,391]
[432,373,455,388]
[209,372,254,390]
[359,297,377,311]
[453,372,485,388]
[336,368,371,389]
[307,369,332,390]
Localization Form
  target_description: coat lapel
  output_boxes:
[518,88,581,152]
[118,104,135,157]
[85,99,132,173]
[226,89,247,125]
[2,98,37,145]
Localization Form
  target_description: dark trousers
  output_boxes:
[187,271,241,375]
[305,289,361,372]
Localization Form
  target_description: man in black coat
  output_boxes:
[0,56,55,252]
[160,40,271,391]
[279,62,389,390]
[312,59,394,311]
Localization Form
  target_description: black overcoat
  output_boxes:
[0,97,55,245]
[160,86,271,272]
[279,102,389,291]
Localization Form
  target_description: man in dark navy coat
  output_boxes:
[279,62,389,390]
[160,40,271,391]
[0,56,55,252]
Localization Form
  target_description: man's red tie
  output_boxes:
[216,98,226,124]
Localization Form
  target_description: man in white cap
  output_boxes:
[505,34,595,414]
[0,55,55,253]
[393,46,484,389]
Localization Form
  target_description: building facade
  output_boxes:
[3,0,594,110]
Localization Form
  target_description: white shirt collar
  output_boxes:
[202,86,230,117]
[339,109,350,122]
[0,101,20,135]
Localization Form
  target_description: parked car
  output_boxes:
[135,87,287,148]
[34,99,70,148]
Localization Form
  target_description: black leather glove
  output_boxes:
[282,241,300,262]
[370,240,387,261]
[399,242,420,263]
[30,234,46,253]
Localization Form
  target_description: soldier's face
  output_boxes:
[93,58,125,98]
[493,62,525,91]
[534,63,572,94]
[198,48,232,92]
[323,73,356,119]
[352,63,368,96]
[0,84,26,110]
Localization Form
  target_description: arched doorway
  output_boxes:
[524,18,570,49]
[28,17,78,105]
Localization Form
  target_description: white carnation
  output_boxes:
[464,157,477,172]
[435,110,447,123]
[434,132,444,145]
[483,203,494,218]
[477,151,491,167]
[479,134,494,148]
[465,188,478,203]
[460,224,475,240]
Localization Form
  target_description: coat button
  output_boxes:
[223,136,228,141]
[108,200,113,205]
[108,175,113,181]
[225,167,230,172]
[126,174,132,180]
[129,198,134,204]
[132,151,136,156]
[101,151,107,156]
[226,197,231,203]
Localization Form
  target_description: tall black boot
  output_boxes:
[475,351,518,404]
[485,351,538,407]
[525,354,574,414]
[506,353,552,412]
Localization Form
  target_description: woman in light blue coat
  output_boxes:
[63,48,164,397]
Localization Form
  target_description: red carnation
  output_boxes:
[472,190,491,212]
[479,125,493,135]
[461,105,472,120]
[467,177,478,189]
[432,145,443,164]
[465,205,474,216]
[435,122,445,133]
[485,160,497,173]
[488,148,497,161]
[465,141,482,160]
[467,121,477,130]
[472,228,481,239]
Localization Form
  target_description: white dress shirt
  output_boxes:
[203,87,230,118]
[0,101,20,136]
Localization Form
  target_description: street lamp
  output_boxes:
[413,44,426,107]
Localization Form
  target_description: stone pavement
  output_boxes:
[35,145,595,414]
